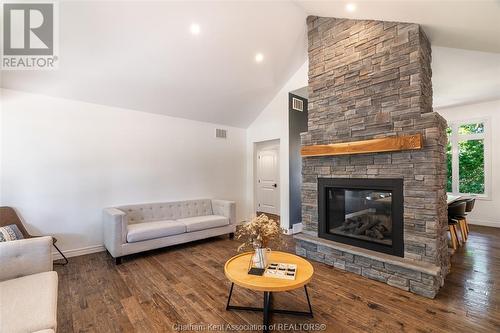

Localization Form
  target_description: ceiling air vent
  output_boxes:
[215,128,227,139]
[292,97,304,112]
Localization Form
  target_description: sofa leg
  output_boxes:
[115,257,122,265]
[229,232,235,239]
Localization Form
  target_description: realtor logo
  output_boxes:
[1,1,59,70]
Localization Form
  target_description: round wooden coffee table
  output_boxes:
[224,251,314,333]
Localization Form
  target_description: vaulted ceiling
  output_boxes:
[297,0,500,110]
[1,1,499,127]
[296,0,500,53]
[0,1,308,127]
[432,46,500,109]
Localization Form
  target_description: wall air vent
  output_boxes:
[215,128,227,139]
[292,97,304,112]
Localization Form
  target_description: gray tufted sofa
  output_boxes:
[103,199,236,263]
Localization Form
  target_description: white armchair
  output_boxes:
[0,236,58,333]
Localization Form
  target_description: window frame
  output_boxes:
[447,117,491,200]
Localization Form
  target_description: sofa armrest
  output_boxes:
[0,236,53,282]
[211,200,236,224]
[103,207,127,258]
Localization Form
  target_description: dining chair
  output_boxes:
[452,198,476,242]
[464,198,475,234]
[448,201,466,250]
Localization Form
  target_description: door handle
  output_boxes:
[273,183,277,188]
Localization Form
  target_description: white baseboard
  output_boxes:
[286,223,303,235]
[468,218,500,228]
[52,244,106,261]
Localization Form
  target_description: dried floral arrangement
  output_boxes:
[236,214,288,252]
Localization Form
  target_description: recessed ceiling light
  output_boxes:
[255,53,264,63]
[190,23,201,35]
[345,3,356,12]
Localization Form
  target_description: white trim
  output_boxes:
[292,222,303,234]
[450,122,459,193]
[285,222,303,235]
[52,244,105,261]
[468,218,500,228]
[447,117,491,199]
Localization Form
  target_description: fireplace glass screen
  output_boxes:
[326,188,393,246]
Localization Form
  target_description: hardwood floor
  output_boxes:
[55,225,500,332]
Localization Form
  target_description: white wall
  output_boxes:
[246,61,308,229]
[437,99,500,228]
[0,89,247,254]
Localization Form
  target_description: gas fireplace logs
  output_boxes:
[338,214,392,240]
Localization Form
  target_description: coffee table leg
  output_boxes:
[226,284,313,326]
[304,285,313,317]
[263,291,271,333]
[226,283,234,311]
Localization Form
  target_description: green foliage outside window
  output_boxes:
[447,123,485,195]
[459,123,484,135]
[458,139,484,194]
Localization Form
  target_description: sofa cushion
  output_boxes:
[178,215,229,232]
[0,271,58,333]
[127,220,186,243]
[119,199,213,224]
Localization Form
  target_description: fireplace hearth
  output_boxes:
[318,178,404,257]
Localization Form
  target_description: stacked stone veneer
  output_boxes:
[296,17,449,298]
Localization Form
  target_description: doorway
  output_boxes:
[255,140,280,219]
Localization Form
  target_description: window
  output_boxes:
[447,119,490,198]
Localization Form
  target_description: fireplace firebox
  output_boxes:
[318,178,404,257]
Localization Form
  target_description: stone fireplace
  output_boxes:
[294,17,449,298]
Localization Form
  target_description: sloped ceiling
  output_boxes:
[2,1,500,127]
[296,0,500,53]
[297,0,500,109]
[432,46,500,109]
[0,1,308,128]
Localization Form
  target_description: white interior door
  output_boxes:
[256,147,280,215]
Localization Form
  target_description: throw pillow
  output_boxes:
[0,224,24,242]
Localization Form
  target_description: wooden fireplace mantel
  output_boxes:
[301,133,423,157]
